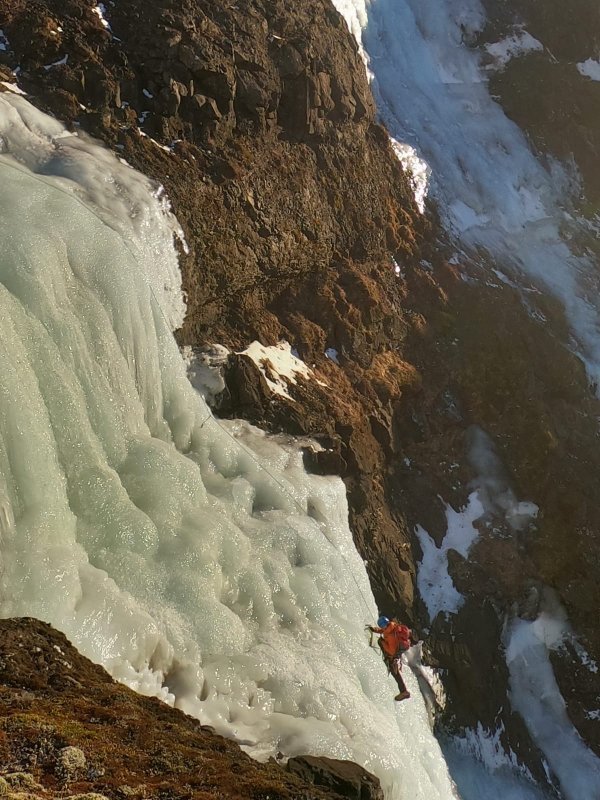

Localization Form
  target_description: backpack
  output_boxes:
[380,621,411,656]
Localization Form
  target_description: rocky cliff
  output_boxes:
[0,618,382,800]
[1,0,600,790]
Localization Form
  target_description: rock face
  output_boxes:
[2,0,600,784]
[0,617,363,800]
[288,756,384,800]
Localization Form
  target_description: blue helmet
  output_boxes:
[377,615,390,628]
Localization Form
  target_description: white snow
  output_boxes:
[572,640,599,674]
[241,341,320,399]
[137,127,174,154]
[44,54,69,71]
[577,58,600,82]
[0,95,462,799]
[417,429,539,622]
[325,347,340,364]
[331,0,600,390]
[416,429,538,623]
[484,30,544,70]
[143,88,154,99]
[388,136,430,213]
[0,82,26,96]
[181,344,229,403]
[506,596,600,799]
[416,491,484,621]
[93,3,112,31]
[0,29,9,52]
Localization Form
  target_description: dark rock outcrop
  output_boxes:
[288,756,383,800]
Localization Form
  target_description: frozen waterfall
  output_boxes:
[0,94,463,799]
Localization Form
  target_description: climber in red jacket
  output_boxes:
[369,615,415,701]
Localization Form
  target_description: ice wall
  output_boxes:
[506,603,600,799]
[331,0,600,386]
[0,94,461,799]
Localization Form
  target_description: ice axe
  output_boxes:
[364,624,375,648]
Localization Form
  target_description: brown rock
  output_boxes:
[288,756,384,800]
[0,618,352,800]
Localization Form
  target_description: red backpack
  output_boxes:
[381,621,411,656]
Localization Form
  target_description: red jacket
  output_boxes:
[374,621,412,657]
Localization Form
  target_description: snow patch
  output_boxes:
[181,344,229,404]
[44,54,69,71]
[325,347,339,364]
[137,127,174,154]
[415,429,539,619]
[484,30,543,70]
[572,640,599,674]
[93,3,112,32]
[0,29,9,52]
[577,59,600,82]
[389,136,430,213]
[44,53,69,72]
[448,199,490,234]
[416,491,484,621]
[0,82,26,96]
[451,723,532,777]
[241,341,323,400]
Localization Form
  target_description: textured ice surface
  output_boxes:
[331,0,600,387]
[506,600,600,798]
[0,95,461,799]
[442,730,548,800]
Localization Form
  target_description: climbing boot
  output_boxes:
[394,691,410,702]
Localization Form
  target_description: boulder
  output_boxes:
[288,756,384,800]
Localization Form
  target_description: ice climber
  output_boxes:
[369,615,414,701]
